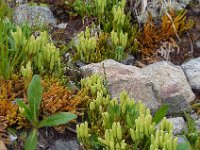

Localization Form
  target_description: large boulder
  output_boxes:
[141,61,194,114]
[14,4,57,27]
[81,60,195,115]
[182,57,200,91]
[81,59,160,113]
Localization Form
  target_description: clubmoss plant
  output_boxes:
[71,0,139,63]
[77,74,177,149]
[0,17,61,79]
[16,75,77,150]
[74,27,97,62]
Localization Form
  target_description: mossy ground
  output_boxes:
[1,0,200,149]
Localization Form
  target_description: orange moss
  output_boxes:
[0,116,10,144]
[138,10,194,63]
[0,75,25,101]
[0,100,18,126]
[41,81,85,116]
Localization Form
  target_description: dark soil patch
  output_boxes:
[169,5,200,65]
[7,126,80,150]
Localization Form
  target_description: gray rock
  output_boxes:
[191,113,199,120]
[16,0,26,4]
[196,119,200,131]
[178,136,187,144]
[81,59,160,113]
[55,23,68,29]
[50,139,81,150]
[14,4,57,27]
[121,54,135,65]
[141,61,194,115]
[196,40,200,48]
[81,60,195,115]
[182,57,200,91]
[167,117,186,135]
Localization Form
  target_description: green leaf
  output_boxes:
[27,75,43,123]
[152,105,169,124]
[16,99,33,122]
[177,143,190,150]
[39,112,77,128]
[24,128,38,150]
[184,111,197,133]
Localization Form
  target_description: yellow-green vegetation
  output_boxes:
[77,74,178,149]
[0,1,198,150]
[80,73,108,97]
[74,25,136,62]
[0,18,61,79]
[180,113,200,150]
[12,27,61,74]
[71,0,139,63]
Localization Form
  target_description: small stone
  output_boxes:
[51,139,80,150]
[196,40,200,48]
[121,54,135,65]
[167,117,187,135]
[196,118,200,131]
[56,23,68,29]
[191,113,199,120]
[75,60,87,68]
[9,134,17,142]
[16,0,26,4]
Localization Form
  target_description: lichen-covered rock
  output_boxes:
[81,59,160,113]
[167,117,187,135]
[141,61,194,115]
[14,4,57,27]
[182,57,200,91]
[81,60,195,115]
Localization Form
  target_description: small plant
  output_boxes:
[0,10,60,80]
[68,0,94,20]
[177,113,200,150]
[70,0,139,63]
[74,27,97,62]
[80,73,108,97]
[13,29,61,74]
[41,80,82,116]
[16,75,77,150]
[74,26,130,62]
[138,9,194,63]
[111,30,128,61]
[0,99,18,126]
[77,74,177,149]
